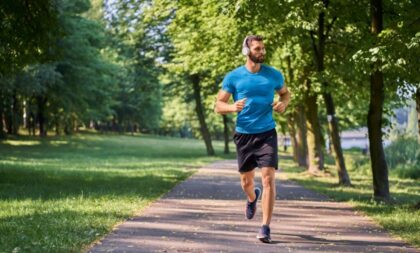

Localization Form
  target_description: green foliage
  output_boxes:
[54,5,118,122]
[103,0,164,132]
[351,0,420,94]
[346,153,372,176]
[1,0,167,137]
[2,0,418,138]
[346,136,420,180]
[384,135,420,177]
[392,164,420,180]
[143,0,245,138]
[0,0,60,74]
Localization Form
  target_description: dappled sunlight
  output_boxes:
[0,133,223,251]
[49,140,69,146]
[1,140,41,146]
[279,150,420,247]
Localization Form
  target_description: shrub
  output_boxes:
[391,164,420,179]
[384,136,420,179]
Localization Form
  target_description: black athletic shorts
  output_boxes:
[233,128,278,173]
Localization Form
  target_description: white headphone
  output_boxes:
[242,36,250,56]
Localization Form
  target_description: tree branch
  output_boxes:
[325,16,338,39]
[310,31,319,61]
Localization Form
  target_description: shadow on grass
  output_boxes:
[1,134,235,162]
[290,175,420,204]
[0,134,236,252]
[280,154,420,204]
[0,209,137,253]
[0,165,192,201]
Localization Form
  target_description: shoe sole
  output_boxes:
[257,236,272,243]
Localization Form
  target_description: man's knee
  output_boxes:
[241,176,254,188]
[261,168,275,188]
[240,171,255,188]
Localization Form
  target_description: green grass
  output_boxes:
[0,133,234,253]
[278,149,420,248]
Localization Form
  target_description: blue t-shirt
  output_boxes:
[222,64,284,134]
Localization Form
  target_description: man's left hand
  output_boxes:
[272,101,287,113]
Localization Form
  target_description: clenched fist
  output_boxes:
[232,98,247,112]
[272,101,287,113]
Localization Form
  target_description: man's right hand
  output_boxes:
[232,98,247,112]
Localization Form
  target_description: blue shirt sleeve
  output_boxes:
[274,69,284,91]
[222,73,235,94]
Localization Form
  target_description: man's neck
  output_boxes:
[245,60,261,73]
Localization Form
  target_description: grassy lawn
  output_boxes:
[278,149,420,248]
[1,133,418,251]
[0,133,234,253]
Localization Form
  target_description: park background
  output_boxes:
[0,0,419,252]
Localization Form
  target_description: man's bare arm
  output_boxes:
[215,90,247,114]
[272,86,291,113]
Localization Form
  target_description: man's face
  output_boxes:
[248,40,266,63]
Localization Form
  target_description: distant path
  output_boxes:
[87,160,419,253]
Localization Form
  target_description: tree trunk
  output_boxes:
[23,100,27,128]
[285,55,295,153]
[222,114,230,154]
[323,93,351,185]
[11,91,19,135]
[287,113,298,161]
[368,69,390,200]
[0,92,5,139]
[310,0,350,185]
[74,117,80,133]
[64,120,72,135]
[304,80,324,173]
[55,117,60,136]
[295,105,308,167]
[368,0,390,201]
[28,111,35,136]
[191,74,215,156]
[5,97,12,134]
[37,96,47,137]
[416,89,420,139]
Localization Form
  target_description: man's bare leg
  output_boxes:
[240,169,256,201]
[261,167,276,225]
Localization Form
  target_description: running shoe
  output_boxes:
[257,224,272,243]
[245,187,261,219]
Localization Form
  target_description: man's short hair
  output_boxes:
[245,35,263,47]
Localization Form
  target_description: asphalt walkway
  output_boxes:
[88,160,419,253]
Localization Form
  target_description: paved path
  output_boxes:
[88,160,419,253]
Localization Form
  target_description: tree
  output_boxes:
[417,89,420,139]
[0,0,60,138]
[0,0,60,75]
[49,0,118,135]
[367,0,390,200]
[146,0,245,155]
[103,0,164,132]
[309,0,351,184]
[1,0,120,137]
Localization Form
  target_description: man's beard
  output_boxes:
[249,52,264,63]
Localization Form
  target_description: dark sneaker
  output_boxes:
[257,225,272,243]
[245,187,261,219]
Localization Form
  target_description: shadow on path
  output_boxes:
[88,160,419,253]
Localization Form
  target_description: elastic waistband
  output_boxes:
[234,128,276,136]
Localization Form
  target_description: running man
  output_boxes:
[214,35,291,243]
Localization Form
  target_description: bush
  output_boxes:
[391,164,420,179]
[384,136,420,179]
[347,156,371,174]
